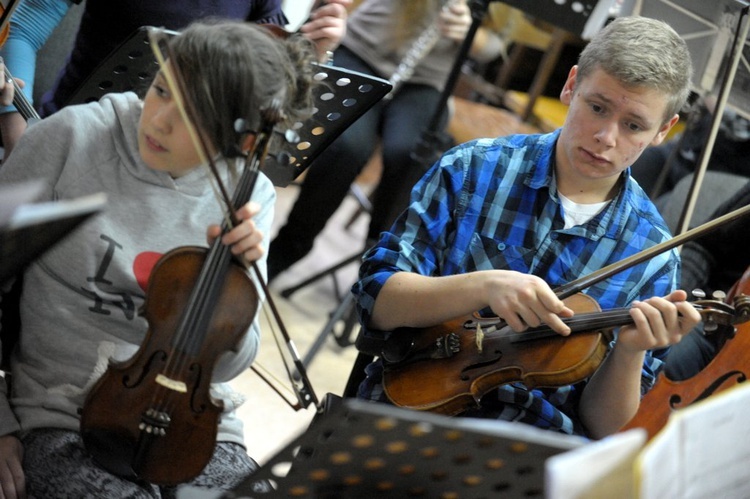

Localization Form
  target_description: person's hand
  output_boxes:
[616,290,702,353]
[438,0,472,43]
[299,0,351,63]
[0,59,27,160]
[0,434,26,499]
[484,271,575,335]
[0,69,15,108]
[206,201,265,265]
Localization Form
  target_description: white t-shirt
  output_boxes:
[559,193,610,229]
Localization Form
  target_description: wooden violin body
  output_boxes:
[383,293,609,416]
[621,268,750,441]
[80,246,258,485]
[382,291,744,417]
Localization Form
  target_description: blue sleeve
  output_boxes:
[0,0,73,115]
[352,145,468,328]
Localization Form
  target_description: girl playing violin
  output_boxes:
[352,16,703,440]
[0,19,316,498]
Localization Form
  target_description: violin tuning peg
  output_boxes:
[691,288,706,299]
[233,118,253,134]
[712,290,727,301]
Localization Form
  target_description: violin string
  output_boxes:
[491,301,719,343]
[144,29,239,411]
[492,308,634,343]
[146,27,319,412]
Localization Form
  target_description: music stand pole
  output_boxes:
[675,5,750,236]
[411,0,492,169]
[297,1,494,368]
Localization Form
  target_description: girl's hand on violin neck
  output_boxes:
[300,0,351,62]
[0,434,26,499]
[617,290,702,353]
[207,201,265,264]
[485,271,575,336]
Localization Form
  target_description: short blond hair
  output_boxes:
[576,16,693,121]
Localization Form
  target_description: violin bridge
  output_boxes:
[155,374,188,393]
[475,323,484,353]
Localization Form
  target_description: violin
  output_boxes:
[620,267,750,441]
[0,0,42,122]
[78,30,280,485]
[381,292,748,416]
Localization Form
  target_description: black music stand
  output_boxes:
[210,399,585,498]
[66,26,393,188]
[0,181,106,285]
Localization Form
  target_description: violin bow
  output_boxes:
[146,28,319,411]
[0,0,20,34]
[553,202,750,300]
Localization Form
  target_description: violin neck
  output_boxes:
[4,67,40,123]
[512,308,632,343]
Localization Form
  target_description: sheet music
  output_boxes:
[637,382,750,499]
[545,428,646,499]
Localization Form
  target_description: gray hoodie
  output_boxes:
[0,92,274,447]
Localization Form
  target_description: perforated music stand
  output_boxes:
[66,26,393,187]
[220,399,585,498]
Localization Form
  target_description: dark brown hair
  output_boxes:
[167,19,317,157]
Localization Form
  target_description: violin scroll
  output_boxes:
[691,289,750,334]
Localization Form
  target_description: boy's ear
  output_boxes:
[652,114,680,146]
[560,66,578,105]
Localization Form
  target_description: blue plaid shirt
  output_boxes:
[352,130,680,437]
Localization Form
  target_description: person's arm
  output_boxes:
[435,0,505,63]
[369,269,574,335]
[0,0,73,158]
[578,290,701,438]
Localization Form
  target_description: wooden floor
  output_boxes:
[448,96,541,144]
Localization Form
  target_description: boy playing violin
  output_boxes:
[0,20,316,498]
[352,16,702,439]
